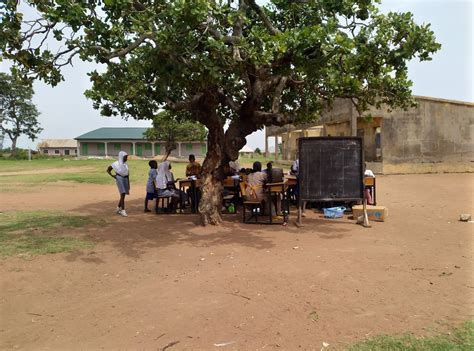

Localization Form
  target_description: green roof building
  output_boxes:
[75,127,207,158]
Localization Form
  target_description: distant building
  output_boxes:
[37,139,78,156]
[266,96,474,174]
[75,127,207,158]
[239,145,255,157]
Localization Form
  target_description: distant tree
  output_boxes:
[0,73,42,155]
[145,111,207,161]
[255,147,262,155]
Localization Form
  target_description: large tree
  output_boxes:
[144,111,207,160]
[0,73,42,155]
[1,0,440,224]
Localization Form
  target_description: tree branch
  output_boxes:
[272,76,288,113]
[254,111,291,126]
[217,89,240,111]
[246,0,281,35]
[206,27,241,45]
[104,32,154,61]
[165,93,204,111]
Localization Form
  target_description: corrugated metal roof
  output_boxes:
[75,128,148,140]
[38,139,78,148]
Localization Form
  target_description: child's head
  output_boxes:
[149,160,158,169]
[266,161,273,170]
[252,161,262,172]
[189,154,195,163]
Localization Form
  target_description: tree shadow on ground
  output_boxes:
[69,198,353,260]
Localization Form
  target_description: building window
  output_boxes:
[74,149,77,154]
[154,144,161,155]
[65,150,70,155]
[186,143,193,151]
[114,143,121,150]
[44,149,49,154]
[55,150,60,154]
[145,143,152,150]
[98,143,105,151]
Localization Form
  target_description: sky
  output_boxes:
[1,0,472,150]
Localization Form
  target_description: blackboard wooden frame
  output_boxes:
[297,137,364,226]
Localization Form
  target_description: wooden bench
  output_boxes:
[155,194,173,214]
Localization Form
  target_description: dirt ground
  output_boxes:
[0,173,473,350]
[0,167,95,177]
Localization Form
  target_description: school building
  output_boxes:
[37,139,79,156]
[265,96,474,174]
[75,127,207,158]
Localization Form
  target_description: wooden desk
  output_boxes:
[364,177,376,205]
[223,176,239,188]
[265,181,289,224]
[179,178,199,213]
[179,179,193,190]
[284,176,297,187]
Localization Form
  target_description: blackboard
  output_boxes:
[298,137,364,202]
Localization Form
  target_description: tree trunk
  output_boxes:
[162,138,175,161]
[198,170,223,225]
[162,147,172,161]
[10,136,18,156]
[224,114,259,162]
[198,113,226,226]
[198,111,259,225]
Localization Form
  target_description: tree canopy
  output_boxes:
[0,0,440,224]
[0,73,42,154]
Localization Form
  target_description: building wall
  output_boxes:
[179,142,207,157]
[105,142,134,157]
[380,99,473,173]
[78,140,207,158]
[356,118,382,162]
[134,142,154,158]
[40,147,77,156]
[324,122,351,137]
[278,128,324,160]
[267,97,473,173]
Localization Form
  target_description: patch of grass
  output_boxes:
[308,311,320,322]
[0,211,99,257]
[0,172,112,185]
[0,158,101,172]
[348,321,474,351]
[0,159,187,188]
[0,157,284,191]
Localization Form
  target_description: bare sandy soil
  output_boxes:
[0,173,473,350]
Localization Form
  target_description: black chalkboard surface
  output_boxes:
[298,137,364,202]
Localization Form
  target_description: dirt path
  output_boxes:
[0,167,95,177]
[0,174,473,350]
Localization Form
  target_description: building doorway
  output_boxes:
[375,127,382,161]
[136,144,143,157]
[81,144,88,156]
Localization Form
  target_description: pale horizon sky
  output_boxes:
[1,0,472,150]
